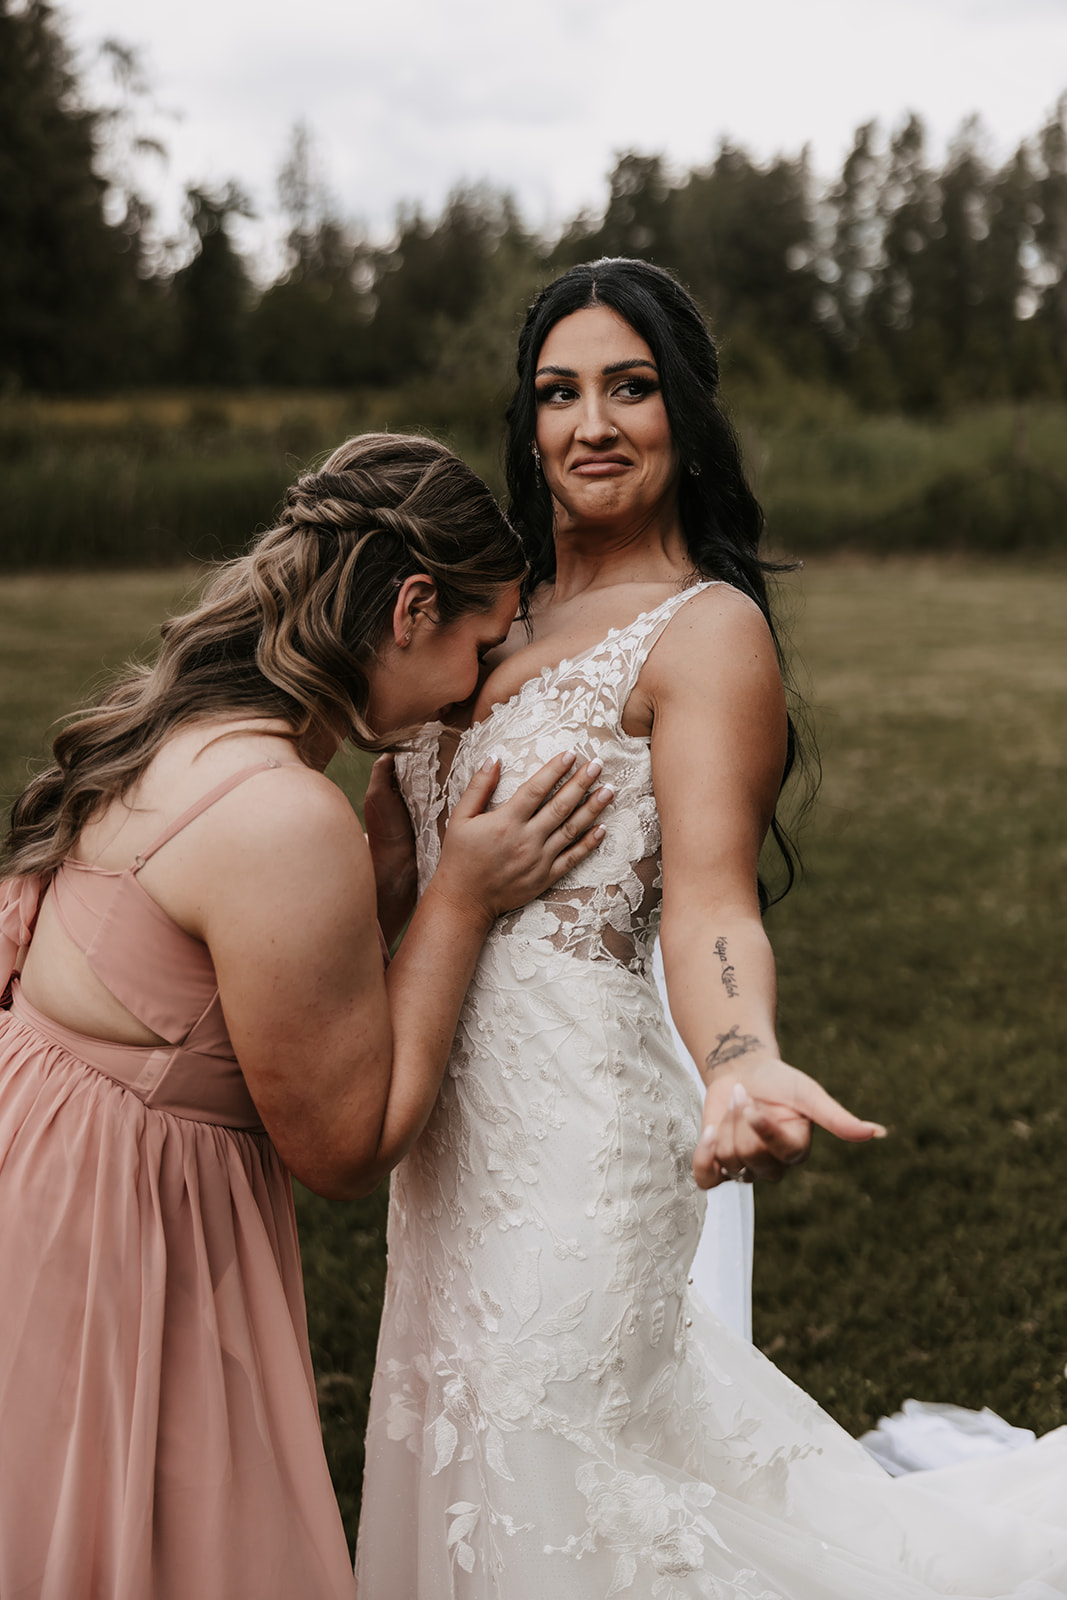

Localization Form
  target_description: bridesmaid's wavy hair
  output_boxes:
[504,257,810,905]
[5,433,525,880]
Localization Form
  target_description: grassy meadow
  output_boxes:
[4,391,1066,567]
[1,559,1064,1552]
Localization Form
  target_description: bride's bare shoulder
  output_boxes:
[632,582,780,717]
[659,580,772,655]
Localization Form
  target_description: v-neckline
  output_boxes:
[405,581,712,834]
[468,582,709,739]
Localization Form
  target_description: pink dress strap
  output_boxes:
[130,757,284,869]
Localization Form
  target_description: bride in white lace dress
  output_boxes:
[355,261,1067,1598]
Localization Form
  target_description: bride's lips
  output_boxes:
[570,454,631,477]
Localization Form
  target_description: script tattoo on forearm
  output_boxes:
[705,1026,763,1074]
[713,935,740,998]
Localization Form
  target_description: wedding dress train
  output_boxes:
[356,585,1067,1599]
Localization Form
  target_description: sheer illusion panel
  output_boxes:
[496,848,662,971]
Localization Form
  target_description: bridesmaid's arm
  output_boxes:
[192,755,610,1200]
[646,587,885,1190]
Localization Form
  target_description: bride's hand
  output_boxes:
[693,1057,887,1190]
[429,752,612,925]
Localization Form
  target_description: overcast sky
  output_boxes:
[61,0,1067,264]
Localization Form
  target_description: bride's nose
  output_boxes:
[574,400,618,447]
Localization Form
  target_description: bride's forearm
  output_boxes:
[374,850,417,947]
[659,910,780,1085]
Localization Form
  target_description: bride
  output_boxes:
[355,260,1067,1597]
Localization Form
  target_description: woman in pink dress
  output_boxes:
[0,432,611,1600]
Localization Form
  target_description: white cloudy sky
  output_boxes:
[62,0,1067,263]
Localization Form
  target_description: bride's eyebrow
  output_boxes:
[534,359,658,378]
[601,359,658,376]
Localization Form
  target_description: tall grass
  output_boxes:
[1,560,1064,1555]
[3,393,1066,568]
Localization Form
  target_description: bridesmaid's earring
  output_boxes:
[531,442,542,474]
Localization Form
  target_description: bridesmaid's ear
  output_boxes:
[391,575,439,648]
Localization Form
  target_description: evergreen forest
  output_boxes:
[3,0,1066,564]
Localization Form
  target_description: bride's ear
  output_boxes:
[390,574,439,648]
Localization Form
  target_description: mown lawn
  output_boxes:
[758,559,1067,1439]
[1,559,1064,1552]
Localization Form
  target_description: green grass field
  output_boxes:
[1,559,1064,1552]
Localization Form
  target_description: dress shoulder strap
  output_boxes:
[132,758,284,870]
[594,581,719,717]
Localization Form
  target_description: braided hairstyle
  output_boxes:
[5,433,525,879]
[504,258,810,905]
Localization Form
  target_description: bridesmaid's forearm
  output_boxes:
[367,881,492,1181]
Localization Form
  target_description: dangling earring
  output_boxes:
[531,442,542,473]
[688,462,701,478]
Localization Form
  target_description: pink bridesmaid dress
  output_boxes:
[0,763,356,1600]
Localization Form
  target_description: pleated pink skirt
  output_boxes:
[0,1003,355,1600]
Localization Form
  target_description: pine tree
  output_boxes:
[867,114,946,408]
[978,144,1039,395]
[1035,97,1067,388]
[0,0,139,390]
[250,122,371,385]
[671,144,823,377]
[171,183,254,385]
[366,186,517,385]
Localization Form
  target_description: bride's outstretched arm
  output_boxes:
[648,585,886,1191]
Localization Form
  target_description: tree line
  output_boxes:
[3,0,1066,412]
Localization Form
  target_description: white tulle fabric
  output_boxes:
[356,586,1067,1599]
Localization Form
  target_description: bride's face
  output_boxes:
[364,581,521,733]
[533,306,680,533]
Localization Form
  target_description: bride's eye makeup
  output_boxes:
[534,380,578,405]
[533,363,661,407]
[613,376,660,400]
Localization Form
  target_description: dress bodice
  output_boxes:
[395,583,715,976]
[0,761,283,1129]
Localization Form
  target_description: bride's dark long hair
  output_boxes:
[503,256,812,906]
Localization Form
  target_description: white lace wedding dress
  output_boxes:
[356,586,1067,1599]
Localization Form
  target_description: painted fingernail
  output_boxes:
[697,1125,716,1148]
[595,784,614,803]
[729,1083,750,1109]
[560,749,576,766]
[591,824,606,841]
[870,1123,888,1139]
[480,756,496,771]
[585,758,603,780]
